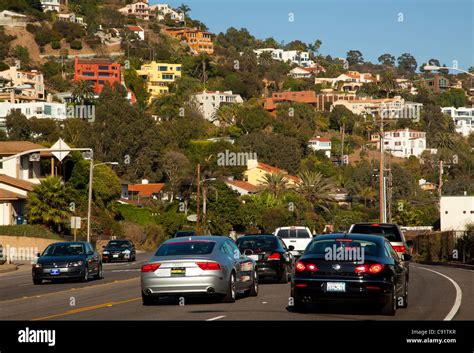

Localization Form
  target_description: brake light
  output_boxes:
[295,261,318,272]
[295,261,306,272]
[141,263,160,272]
[336,238,352,242]
[371,224,380,226]
[392,245,406,253]
[196,262,221,270]
[268,252,281,260]
[355,264,384,274]
[295,283,307,287]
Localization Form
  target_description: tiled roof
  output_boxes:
[126,25,143,31]
[0,188,26,200]
[309,137,331,142]
[257,162,287,174]
[225,180,258,193]
[0,174,35,191]
[0,141,47,155]
[128,183,165,197]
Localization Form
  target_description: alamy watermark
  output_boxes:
[217,150,257,167]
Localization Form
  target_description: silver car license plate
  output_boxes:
[326,282,346,292]
[50,269,60,275]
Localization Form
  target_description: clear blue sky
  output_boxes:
[152,0,473,71]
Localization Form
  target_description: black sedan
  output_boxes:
[32,241,103,284]
[102,240,136,263]
[236,234,295,283]
[290,233,410,315]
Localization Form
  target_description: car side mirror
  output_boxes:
[36,252,41,257]
[402,253,412,261]
[406,240,414,248]
[102,245,105,249]
[288,245,295,251]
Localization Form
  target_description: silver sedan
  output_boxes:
[141,236,258,305]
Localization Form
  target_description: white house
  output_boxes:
[307,136,331,158]
[0,102,67,129]
[0,10,27,27]
[440,196,474,231]
[40,0,60,12]
[441,107,474,137]
[150,3,184,22]
[377,128,430,159]
[125,25,145,41]
[314,71,379,92]
[254,48,315,67]
[191,90,243,124]
[0,141,52,225]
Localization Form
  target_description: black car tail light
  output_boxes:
[355,263,384,274]
[295,261,318,272]
[267,252,281,261]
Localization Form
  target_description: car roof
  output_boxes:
[313,233,386,244]
[242,234,275,237]
[164,235,226,243]
[351,223,399,227]
[50,241,88,246]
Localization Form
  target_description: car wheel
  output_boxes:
[94,264,103,280]
[142,292,159,306]
[400,278,408,308]
[33,278,42,285]
[247,270,258,297]
[279,265,289,283]
[222,272,236,303]
[381,283,397,316]
[81,266,89,282]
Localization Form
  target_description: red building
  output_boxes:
[73,57,121,94]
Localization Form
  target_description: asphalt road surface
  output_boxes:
[0,253,471,321]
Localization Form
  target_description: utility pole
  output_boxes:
[379,121,385,223]
[438,159,443,197]
[196,163,201,233]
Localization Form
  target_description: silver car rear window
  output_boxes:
[155,241,216,256]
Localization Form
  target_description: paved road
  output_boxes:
[0,256,471,321]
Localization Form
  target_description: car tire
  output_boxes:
[247,270,258,297]
[81,266,89,282]
[142,292,159,306]
[222,272,236,303]
[381,283,397,316]
[279,265,289,283]
[94,264,103,280]
[292,298,306,312]
[33,278,42,285]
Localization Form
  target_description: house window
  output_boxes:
[158,66,168,71]
[98,66,110,70]
[44,105,52,116]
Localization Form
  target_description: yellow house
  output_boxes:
[136,62,182,101]
[243,159,300,187]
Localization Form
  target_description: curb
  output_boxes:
[0,264,18,274]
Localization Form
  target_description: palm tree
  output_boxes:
[259,173,288,197]
[26,176,71,233]
[296,170,334,212]
[178,4,191,26]
[71,80,94,105]
[356,186,377,207]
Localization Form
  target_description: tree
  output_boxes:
[346,50,364,66]
[161,150,191,202]
[11,45,30,66]
[378,53,395,67]
[308,39,322,57]
[397,53,417,75]
[26,176,71,233]
[178,3,191,26]
[296,170,334,212]
[71,80,94,105]
[5,110,31,140]
[259,173,288,197]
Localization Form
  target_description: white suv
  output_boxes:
[274,226,313,257]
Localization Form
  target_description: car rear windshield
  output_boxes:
[306,239,380,257]
[236,237,278,252]
[108,241,129,248]
[276,229,311,239]
[155,241,216,256]
[43,244,85,256]
[351,224,402,242]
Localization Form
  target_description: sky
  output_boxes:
[151,0,474,71]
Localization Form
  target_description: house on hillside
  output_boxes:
[371,128,436,159]
[120,180,169,203]
[119,1,152,21]
[40,0,60,12]
[164,27,214,55]
[307,136,331,158]
[0,66,45,102]
[441,106,474,137]
[190,90,243,124]
[0,141,53,225]
[125,25,145,41]
[243,159,300,187]
[0,10,27,27]
[225,178,258,196]
[136,61,182,101]
[150,3,184,22]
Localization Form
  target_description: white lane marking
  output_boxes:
[262,301,267,304]
[415,266,462,321]
[206,315,226,321]
[18,283,30,287]
[111,269,140,273]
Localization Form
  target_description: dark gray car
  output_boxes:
[141,236,258,305]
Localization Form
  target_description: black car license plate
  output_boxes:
[171,267,186,276]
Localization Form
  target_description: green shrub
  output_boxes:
[51,41,61,50]
[0,225,61,239]
[70,40,83,50]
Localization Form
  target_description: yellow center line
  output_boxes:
[32,297,141,321]
[0,277,140,304]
